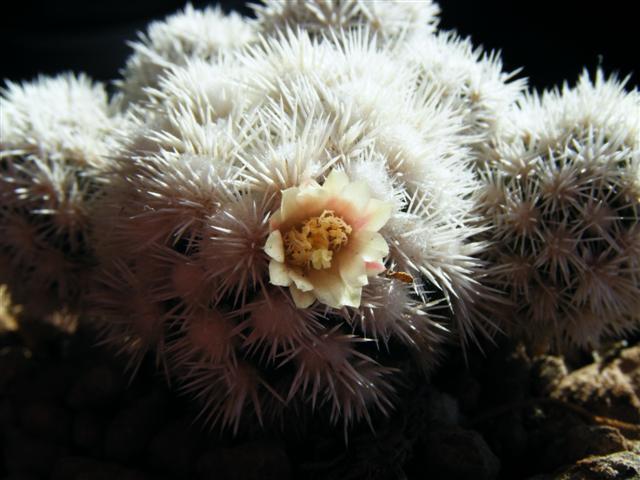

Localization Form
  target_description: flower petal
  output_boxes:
[268,210,283,230]
[322,169,350,195]
[280,186,302,221]
[339,252,368,288]
[339,284,362,308]
[339,180,371,212]
[365,261,386,276]
[289,269,314,292]
[264,230,285,262]
[290,285,316,308]
[268,260,291,286]
[347,231,389,264]
[307,269,345,309]
[361,199,392,232]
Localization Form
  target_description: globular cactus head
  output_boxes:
[115,4,256,109]
[90,16,499,434]
[252,0,440,40]
[400,31,527,165]
[0,73,121,320]
[477,70,640,351]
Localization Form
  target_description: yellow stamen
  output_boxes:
[284,210,352,270]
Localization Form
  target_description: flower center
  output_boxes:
[284,210,352,270]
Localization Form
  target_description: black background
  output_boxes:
[1,0,638,91]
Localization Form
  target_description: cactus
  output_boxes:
[115,4,255,108]
[0,73,122,321]
[477,70,640,351]
[89,12,495,433]
[253,0,440,40]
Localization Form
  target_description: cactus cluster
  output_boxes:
[1,0,638,434]
[477,71,640,350]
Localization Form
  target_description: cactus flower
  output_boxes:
[265,170,392,309]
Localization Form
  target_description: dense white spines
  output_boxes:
[0,73,121,318]
[253,0,440,40]
[477,70,640,350]
[401,32,526,164]
[115,4,255,107]
[89,25,495,433]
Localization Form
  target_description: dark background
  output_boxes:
[1,0,638,92]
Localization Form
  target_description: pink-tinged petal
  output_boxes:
[338,180,370,212]
[365,261,386,276]
[269,260,291,287]
[322,170,350,195]
[339,252,368,288]
[296,186,330,212]
[281,187,330,229]
[360,199,392,232]
[264,230,285,262]
[268,210,283,230]
[289,269,314,292]
[290,285,315,308]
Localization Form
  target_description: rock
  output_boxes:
[3,474,41,480]
[531,355,568,396]
[455,374,482,413]
[0,397,13,427]
[196,440,291,480]
[551,351,640,425]
[3,426,69,476]
[555,451,640,480]
[20,363,76,402]
[540,425,631,467]
[425,390,461,427]
[0,346,31,392]
[422,427,501,480]
[617,346,640,397]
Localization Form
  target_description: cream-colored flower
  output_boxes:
[264,170,392,309]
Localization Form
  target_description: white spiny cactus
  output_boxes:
[90,22,495,433]
[115,4,256,108]
[477,70,640,350]
[0,73,122,319]
[253,0,440,40]
[400,31,526,164]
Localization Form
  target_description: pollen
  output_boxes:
[284,210,352,270]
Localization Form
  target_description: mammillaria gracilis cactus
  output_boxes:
[0,74,122,321]
[477,70,640,351]
[88,2,497,433]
